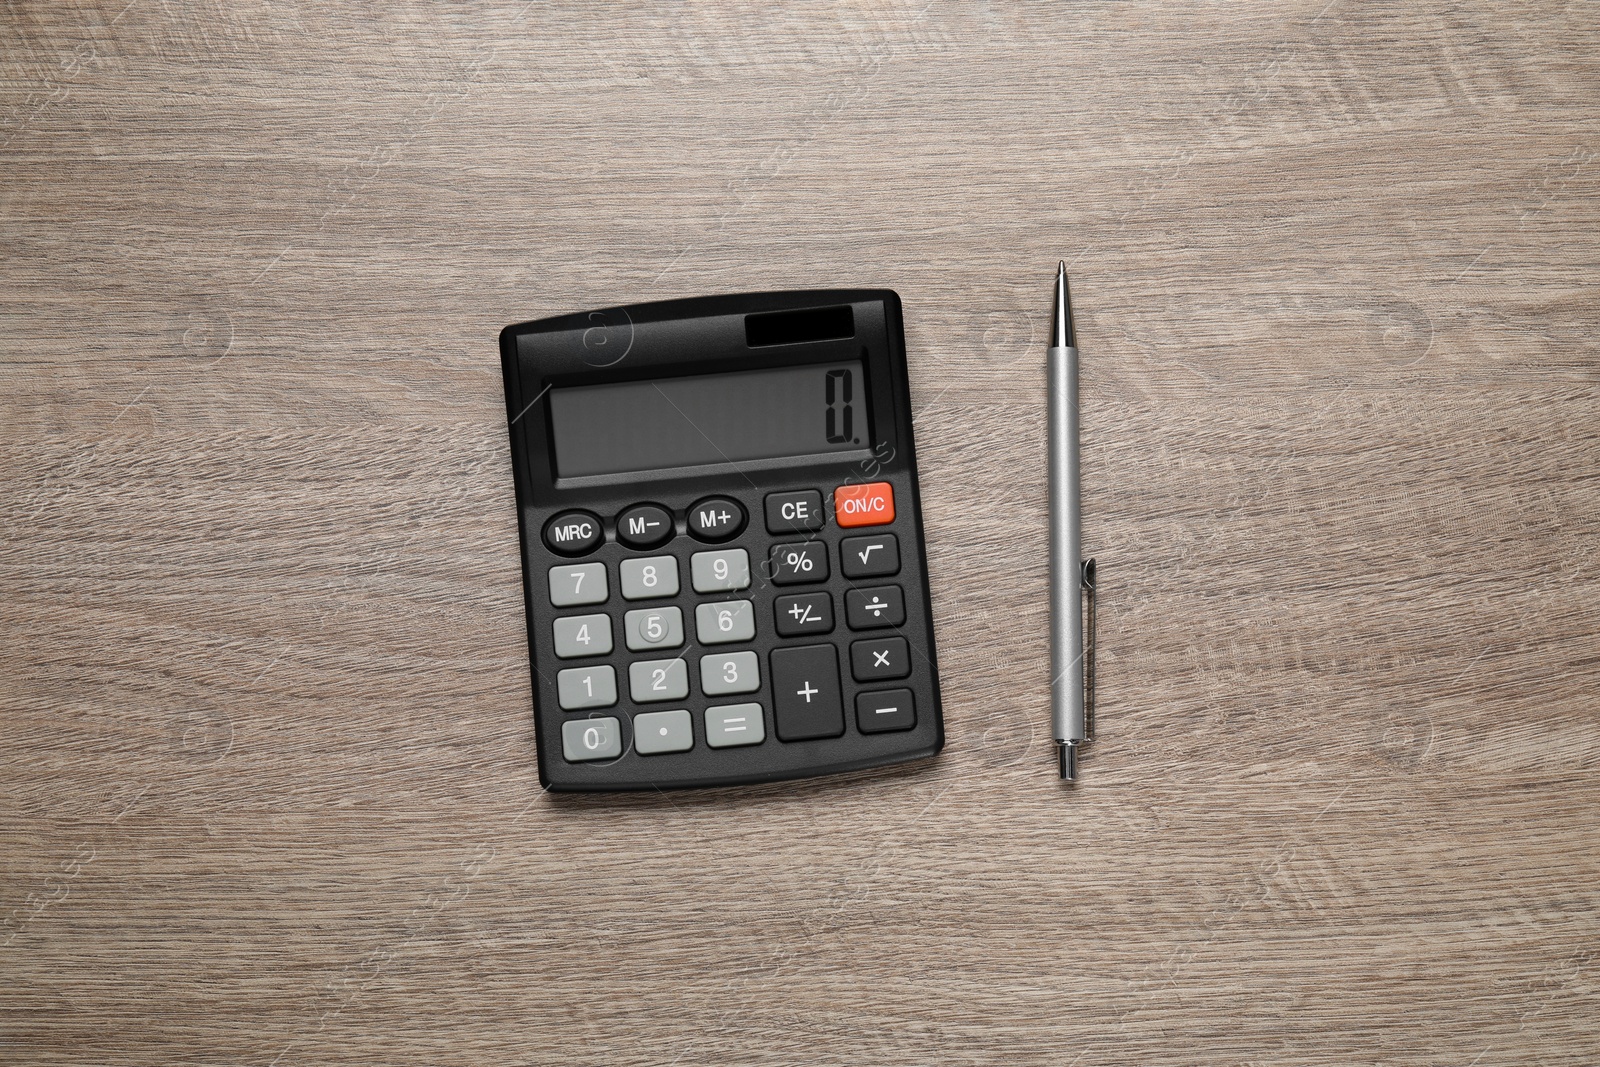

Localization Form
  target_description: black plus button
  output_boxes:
[770,644,844,741]
[615,503,673,549]
[844,585,905,630]
[687,496,746,542]
[850,637,910,681]
[774,593,833,636]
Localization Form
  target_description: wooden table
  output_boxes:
[4,3,1597,1063]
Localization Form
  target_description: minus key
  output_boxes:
[856,689,915,733]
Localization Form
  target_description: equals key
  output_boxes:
[840,533,899,578]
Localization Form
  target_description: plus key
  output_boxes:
[769,644,844,741]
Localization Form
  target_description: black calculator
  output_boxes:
[499,290,944,791]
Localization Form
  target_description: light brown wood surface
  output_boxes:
[4,2,1598,1064]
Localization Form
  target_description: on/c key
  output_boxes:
[833,481,894,527]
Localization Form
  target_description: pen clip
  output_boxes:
[1081,558,1096,741]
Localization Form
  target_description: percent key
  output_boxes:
[768,541,829,585]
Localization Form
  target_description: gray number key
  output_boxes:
[624,606,684,652]
[629,657,689,702]
[620,555,678,600]
[700,650,760,695]
[557,665,616,710]
[691,548,750,592]
[553,613,612,658]
[562,717,621,761]
[548,562,607,606]
[695,600,755,644]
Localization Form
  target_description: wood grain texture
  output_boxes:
[3,2,1598,1064]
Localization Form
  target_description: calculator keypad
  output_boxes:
[532,483,932,780]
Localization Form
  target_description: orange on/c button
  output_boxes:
[833,482,895,527]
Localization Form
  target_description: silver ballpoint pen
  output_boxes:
[1049,262,1097,780]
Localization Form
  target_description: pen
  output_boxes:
[1048,262,1096,780]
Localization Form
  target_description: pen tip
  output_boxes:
[1058,742,1077,781]
[1051,263,1073,349]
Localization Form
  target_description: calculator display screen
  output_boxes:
[547,362,869,478]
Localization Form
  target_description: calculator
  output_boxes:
[499,289,944,791]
